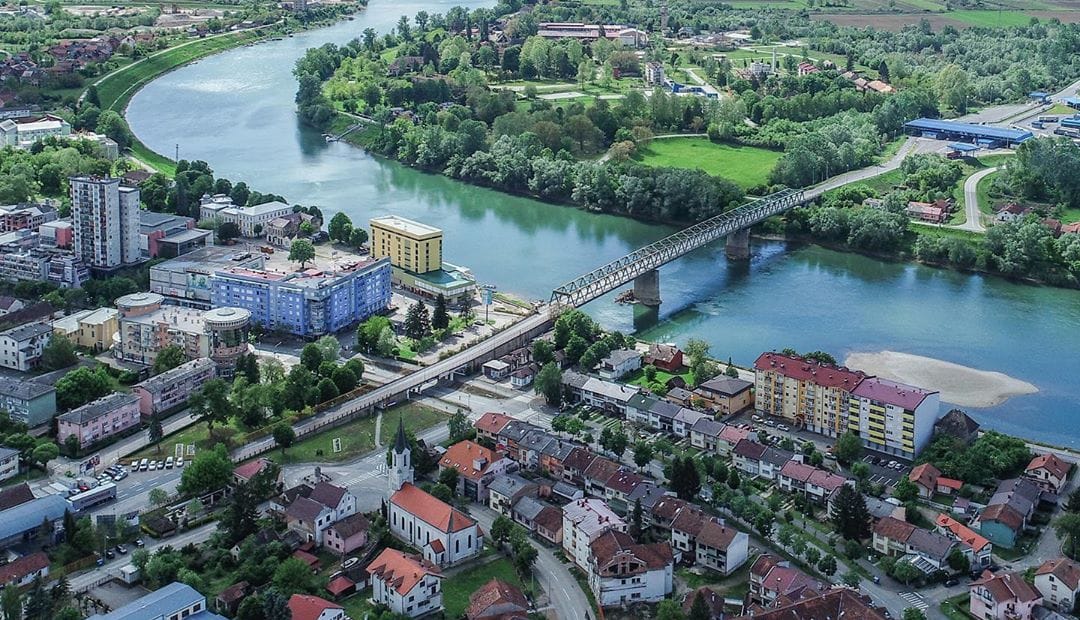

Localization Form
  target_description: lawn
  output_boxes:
[940,593,972,620]
[1059,207,1080,224]
[625,367,694,392]
[976,169,1002,215]
[1043,103,1077,116]
[266,403,447,465]
[442,557,525,618]
[633,138,782,188]
[945,9,1037,27]
[128,418,225,461]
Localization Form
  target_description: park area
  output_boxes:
[633,138,782,188]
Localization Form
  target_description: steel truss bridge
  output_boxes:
[549,188,806,309]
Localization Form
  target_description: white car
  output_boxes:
[148,461,157,471]
[176,457,184,468]
[777,424,790,432]
[165,457,174,469]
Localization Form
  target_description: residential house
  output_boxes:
[389,483,484,567]
[748,555,826,607]
[681,587,725,619]
[515,430,557,469]
[604,468,645,509]
[510,365,537,388]
[562,498,627,570]
[286,497,335,545]
[0,552,48,588]
[583,457,621,497]
[906,199,950,224]
[474,412,513,443]
[466,578,528,620]
[309,482,358,523]
[970,571,1042,620]
[1034,558,1080,613]
[0,483,33,511]
[587,530,673,607]
[560,447,597,485]
[86,582,226,620]
[578,377,640,416]
[438,440,512,502]
[511,495,547,532]
[538,440,576,480]
[973,478,1042,549]
[50,307,118,352]
[936,514,992,568]
[669,506,749,575]
[739,588,887,620]
[367,548,443,618]
[1025,453,1071,494]
[934,409,981,445]
[665,387,694,407]
[482,360,511,381]
[287,594,347,620]
[733,440,768,477]
[996,203,1029,223]
[644,343,683,372]
[672,408,711,438]
[777,460,852,512]
[647,497,689,531]
[57,392,141,449]
[872,516,917,557]
[324,513,369,556]
[597,349,641,381]
[716,425,753,457]
[215,582,250,617]
[0,321,51,371]
[0,296,23,316]
[0,378,55,429]
[533,505,564,545]
[873,516,957,573]
[690,418,724,453]
[693,376,753,415]
[909,463,963,499]
[488,474,539,516]
[232,457,279,486]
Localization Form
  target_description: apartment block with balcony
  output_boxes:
[753,352,866,437]
[0,322,51,371]
[848,377,939,460]
[0,378,56,428]
[57,392,140,449]
[70,176,141,271]
[132,357,216,418]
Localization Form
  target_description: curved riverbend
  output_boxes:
[127,2,1080,447]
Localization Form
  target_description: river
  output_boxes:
[126,2,1080,448]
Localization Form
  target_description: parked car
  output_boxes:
[176,457,184,467]
[777,424,790,432]
[105,549,115,559]
[139,458,148,471]
[134,539,145,548]
[944,578,959,587]
[752,415,762,423]
[148,461,157,471]
[115,544,127,555]
[130,460,139,469]
[113,470,128,481]
[165,457,174,469]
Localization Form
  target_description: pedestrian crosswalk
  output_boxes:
[899,591,928,611]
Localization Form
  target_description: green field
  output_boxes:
[634,138,782,188]
[442,557,526,619]
[945,10,1037,27]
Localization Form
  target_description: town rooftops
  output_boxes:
[366,548,441,596]
[1027,453,1071,480]
[0,483,34,511]
[439,440,501,482]
[742,588,886,620]
[0,321,50,342]
[691,417,725,438]
[605,469,644,495]
[934,409,980,438]
[936,513,990,553]
[584,456,621,484]
[134,358,215,396]
[874,516,917,542]
[232,457,273,482]
[286,594,344,620]
[697,376,753,396]
[909,463,941,490]
[1035,558,1080,590]
[391,482,477,533]
[57,392,139,426]
[308,481,348,509]
[600,349,640,367]
[370,214,442,238]
[754,352,866,391]
[475,412,513,436]
[488,474,537,499]
[286,496,328,524]
[562,370,590,390]
[328,512,369,539]
[973,570,1042,604]
[0,551,47,584]
[513,495,547,522]
[734,439,767,460]
[562,446,597,473]
[750,554,826,600]
[719,424,751,445]
[581,377,639,402]
[0,377,54,401]
[466,578,528,619]
[906,527,955,563]
[563,498,624,538]
[88,582,225,620]
[979,503,1025,531]
[989,477,1041,517]
[851,376,936,410]
[588,529,672,572]
[644,343,680,364]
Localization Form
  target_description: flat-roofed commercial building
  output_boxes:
[371,215,443,274]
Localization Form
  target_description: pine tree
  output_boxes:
[148,414,163,454]
[831,484,871,540]
[403,301,431,340]
[630,499,643,541]
[432,294,450,330]
[688,590,712,620]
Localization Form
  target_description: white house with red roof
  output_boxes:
[474,412,513,444]
[438,440,512,502]
[587,530,673,607]
[562,498,627,570]
[909,463,962,499]
[1034,558,1080,613]
[936,513,992,568]
[388,420,483,567]
[970,571,1042,620]
[287,594,347,620]
[1024,453,1072,494]
[232,458,278,486]
[367,548,443,618]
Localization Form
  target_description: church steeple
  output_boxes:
[388,417,413,494]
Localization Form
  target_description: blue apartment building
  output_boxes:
[210,256,391,337]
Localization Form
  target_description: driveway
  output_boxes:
[958,167,998,233]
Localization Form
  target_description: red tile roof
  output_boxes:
[752,554,825,599]
[605,469,644,494]
[428,539,445,554]
[973,571,1042,604]
[909,463,940,490]
[851,377,935,411]
[584,457,620,484]
[326,574,355,597]
[562,447,597,473]
[936,514,990,553]
[533,506,563,534]
[0,552,47,585]
[292,549,320,570]
[216,581,249,604]
[475,412,513,436]
[938,477,963,491]
[979,503,1024,531]
[718,425,750,445]
[734,439,767,460]
[391,482,477,533]
[737,588,886,620]
[873,516,916,543]
[308,481,348,509]
[466,578,529,620]
[754,352,866,390]
[780,460,816,482]
[1027,453,1071,480]
[1035,558,1080,590]
[589,530,673,573]
[233,458,272,482]
[367,548,442,596]
[287,594,344,620]
[440,440,501,482]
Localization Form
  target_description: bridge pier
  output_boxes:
[725,229,751,260]
[633,269,662,306]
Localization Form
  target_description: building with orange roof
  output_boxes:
[970,571,1042,620]
[286,593,347,620]
[367,548,443,618]
[465,578,528,620]
[474,412,513,442]
[1034,557,1080,612]
[1024,452,1072,494]
[935,513,992,568]
[438,440,512,502]
[587,530,674,606]
[389,483,483,567]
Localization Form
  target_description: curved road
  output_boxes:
[959,166,999,233]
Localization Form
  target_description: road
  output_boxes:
[68,522,217,593]
[804,137,926,201]
[959,167,999,233]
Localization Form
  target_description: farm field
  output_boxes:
[634,138,782,188]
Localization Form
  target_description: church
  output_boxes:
[387,418,485,567]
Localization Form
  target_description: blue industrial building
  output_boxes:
[211,256,391,338]
[902,118,1033,147]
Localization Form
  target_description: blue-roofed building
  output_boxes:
[903,118,1033,147]
[1029,91,1049,103]
[88,582,227,620]
[211,255,391,338]
[1066,96,1080,109]
[0,493,68,549]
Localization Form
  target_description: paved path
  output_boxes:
[804,137,923,201]
[68,522,217,593]
[958,166,999,232]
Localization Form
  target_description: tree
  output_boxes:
[831,484,872,540]
[1,579,21,620]
[727,469,741,490]
[600,426,628,457]
[892,477,919,503]
[432,294,450,330]
[892,559,921,585]
[633,441,654,468]
[356,316,392,353]
[316,377,339,402]
[222,482,260,544]
[273,557,320,597]
[404,301,431,341]
[178,445,233,496]
[670,456,702,500]
[349,227,368,248]
[96,110,131,149]
[29,443,58,471]
[835,431,862,464]
[376,326,397,357]
[902,610,927,620]
[842,570,861,587]
[55,365,111,410]
[630,498,644,541]
[188,379,234,435]
[217,221,241,243]
[41,335,77,371]
[300,343,323,372]
[491,515,514,544]
[149,488,169,507]
[273,423,296,454]
[152,344,186,375]
[262,590,292,620]
[288,238,316,268]
[532,340,554,365]
[448,410,472,443]
[1055,512,1080,558]
[947,548,970,573]
[327,212,353,243]
[687,590,712,620]
[656,600,685,620]
[818,555,838,577]
[1068,489,1080,513]
[535,362,563,406]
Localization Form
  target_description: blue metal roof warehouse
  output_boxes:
[903,118,1033,147]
